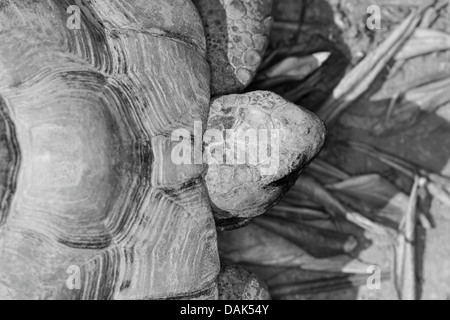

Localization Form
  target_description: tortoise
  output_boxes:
[0,0,325,300]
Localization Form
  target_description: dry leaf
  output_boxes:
[294,175,392,237]
[218,224,372,274]
[255,215,358,257]
[401,77,450,111]
[269,273,391,299]
[327,174,409,226]
[344,141,416,178]
[395,176,424,300]
[396,28,450,60]
[427,182,450,207]
[317,0,436,125]
[293,175,347,220]
[254,52,331,90]
[271,206,329,220]
[259,52,330,79]
[307,159,351,182]
[370,71,450,102]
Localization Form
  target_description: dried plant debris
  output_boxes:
[365,77,450,134]
[327,174,410,228]
[218,223,373,274]
[396,28,450,60]
[317,0,437,126]
[400,77,450,112]
[254,215,359,257]
[254,52,331,89]
[343,140,450,209]
[222,0,450,300]
[254,0,350,108]
[395,176,427,300]
[269,272,391,299]
[308,158,351,182]
[292,174,392,237]
[371,60,450,103]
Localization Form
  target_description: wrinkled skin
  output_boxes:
[205,91,326,230]
[0,0,325,300]
[217,260,271,300]
[193,0,273,96]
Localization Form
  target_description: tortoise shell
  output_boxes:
[0,0,218,300]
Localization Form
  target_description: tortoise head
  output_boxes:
[204,91,326,230]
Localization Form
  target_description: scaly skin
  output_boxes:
[193,0,273,96]
[218,260,271,300]
[204,91,326,230]
[194,0,326,232]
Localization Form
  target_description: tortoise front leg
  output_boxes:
[193,0,273,96]
[194,0,326,230]
[217,260,271,300]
